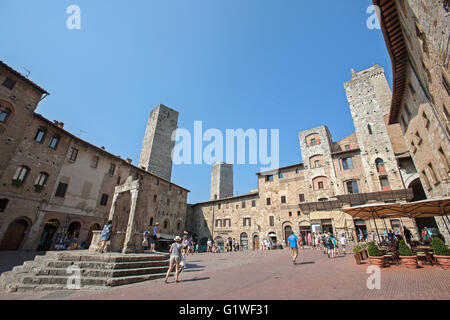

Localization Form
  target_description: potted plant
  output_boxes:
[34,184,44,192]
[367,241,384,268]
[353,245,362,265]
[432,237,450,270]
[360,243,368,259]
[11,179,23,187]
[398,240,417,269]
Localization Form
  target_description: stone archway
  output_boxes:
[284,225,293,242]
[0,218,30,251]
[240,232,248,250]
[37,219,60,251]
[252,234,260,250]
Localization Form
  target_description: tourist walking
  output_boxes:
[288,232,299,265]
[100,220,113,253]
[151,222,160,253]
[331,234,338,257]
[207,239,212,252]
[339,233,347,255]
[165,236,183,283]
[307,233,312,248]
[179,243,187,273]
[315,233,320,250]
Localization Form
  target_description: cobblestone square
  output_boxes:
[1,248,448,300]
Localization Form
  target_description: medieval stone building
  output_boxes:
[374,0,450,242]
[186,64,424,251]
[0,61,189,252]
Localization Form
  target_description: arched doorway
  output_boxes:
[199,237,208,252]
[67,221,81,240]
[240,232,248,250]
[0,218,29,251]
[37,219,60,251]
[253,234,260,250]
[86,223,101,249]
[215,236,224,252]
[284,225,293,242]
[408,178,438,231]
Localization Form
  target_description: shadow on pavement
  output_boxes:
[180,277,210,283]
[185,263,205,269]
[296,261,315,265]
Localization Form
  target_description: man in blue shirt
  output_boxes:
[288,233,299,265]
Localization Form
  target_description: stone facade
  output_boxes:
[186,65,421,250]
[210,162,233,200]
[374,0,450,242]
[138,104,178,181]
[0,62,189,252]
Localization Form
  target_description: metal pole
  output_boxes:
[372,211,382,244]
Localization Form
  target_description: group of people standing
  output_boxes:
[287,232,348,264]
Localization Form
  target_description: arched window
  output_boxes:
[346,181,359,194]
[368,124,373,135]
[312,176,328,190]
[149,217,154,226]
[12,166,30,184]
[164,220,169,229]
[177,221,181,231]
[35,172,49,187]
[0,107,11,123]
[375,158,385,173]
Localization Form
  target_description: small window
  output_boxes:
[0,198,9,212]
[299,194,305,202]
[156,179,159,185]
[265,175,274,182]
[68,148,79,162]
[153,194,157,202]
[311,138,316,145]
[164,220,168,229]
[342,157,354,170]
[266,198,271,205]
[279,172,284,179]
[318,181,324,189]
[251,200,256,207]
[295,168,300,174]
[2,77,16,90]
[0,107,11,123]
[35,172,49,187]
[149,217,154,226]
[345,145,350,150]
[368,124,373,135]
[269,216,274,227]
[346,181,359,194]
[242,201,246,209]
[167,199,170,205]
[91,156,99,168]
[289,212,292,217]
[100,194,109,206]
[49,136,60,149]
[297,211,300,216]
[13,166,29,183]
[243,217,251,227]
[34,128,46,143]
[117,176,121,185]
[281,196,286,204]
[422,112,430,129]
[218,203,221,209]
[314,160,320,168]
[109,163,116,176]
[177,221,181,231]
[55,182,69,198]
[318,198,328,202]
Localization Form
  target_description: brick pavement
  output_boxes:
[0,248,449,300]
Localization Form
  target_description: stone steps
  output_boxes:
[0,251,170,293]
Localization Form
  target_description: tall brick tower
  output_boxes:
[344,65,403,192]
[210,162,233,200]
[138,104,178,181]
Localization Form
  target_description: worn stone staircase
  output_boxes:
[0,250,170,292]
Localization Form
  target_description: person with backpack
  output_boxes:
[324,233,333,258]
[100,220,113,253]
[330,234,338,258]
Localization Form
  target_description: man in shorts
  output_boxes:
[287,232,299,265]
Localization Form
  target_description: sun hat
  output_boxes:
[174,236,181,242]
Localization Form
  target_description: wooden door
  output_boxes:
[253,236,260,250]
[0,219,28,251]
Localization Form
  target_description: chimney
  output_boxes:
[126,158,133,164]
[53,120,64,129]
[101,146,106,150]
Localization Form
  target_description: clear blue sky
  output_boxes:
[0,0,392,204]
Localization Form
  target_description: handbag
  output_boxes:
[156,233,161,239]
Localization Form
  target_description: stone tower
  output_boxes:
[344,65,403,192]
[138,104,178,181]
[298,126,339,199]
[210,162,233,200]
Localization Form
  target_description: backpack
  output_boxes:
[325,236,331,245]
